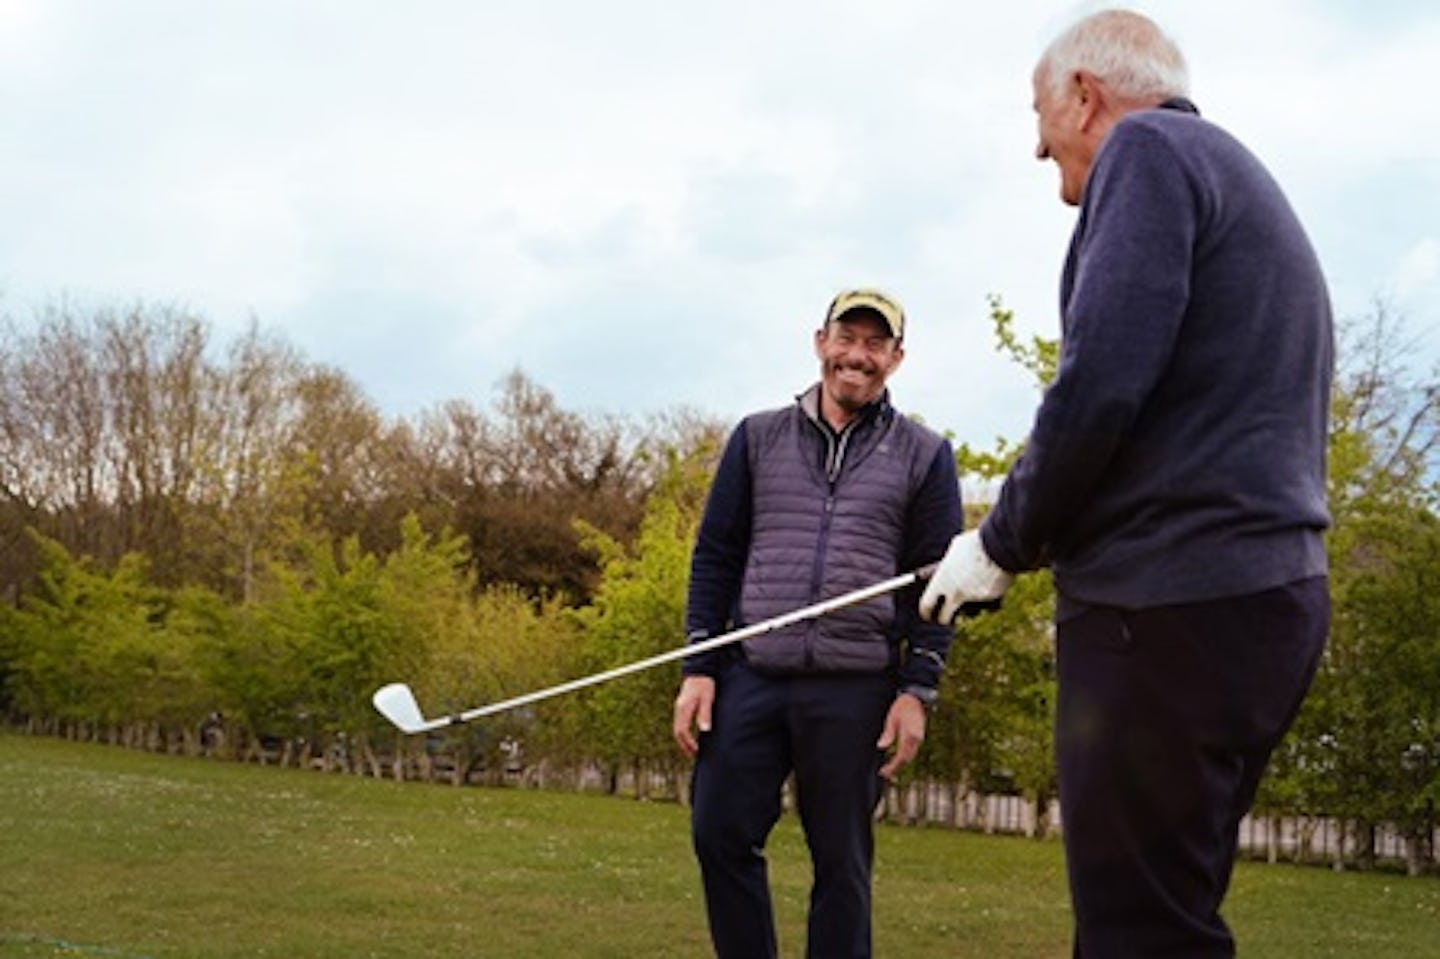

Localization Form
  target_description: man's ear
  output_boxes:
[1074,70,1105,132]
[888,343,906,372]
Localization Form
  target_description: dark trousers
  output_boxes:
[1056,576,1328,958]
[690,661,893,959]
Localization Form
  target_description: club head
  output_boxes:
[372,682,430,734]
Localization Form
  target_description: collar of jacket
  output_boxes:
[1158,96,1200,116]
[795,383,894,432]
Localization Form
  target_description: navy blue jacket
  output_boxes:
[685,386,963,691]
[982,100,1333,613]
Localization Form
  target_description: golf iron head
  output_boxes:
[372,682,443,735]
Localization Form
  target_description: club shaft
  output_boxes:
[431,564,934,727]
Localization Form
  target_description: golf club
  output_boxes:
[372,563,937,734]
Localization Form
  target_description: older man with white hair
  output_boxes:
[921,10,1333,957]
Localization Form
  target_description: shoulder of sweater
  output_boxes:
[1111,105,1237,155]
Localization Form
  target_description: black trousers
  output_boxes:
[690,661,893,959]
[1056,576,1328,958]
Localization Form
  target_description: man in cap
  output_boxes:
[673,287,964,958]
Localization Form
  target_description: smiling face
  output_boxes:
[813,309,904,429]
[1032,61,1095,207]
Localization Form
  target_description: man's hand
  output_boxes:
[877,693,928,780]
[918,529,1015,625]
[672,675,716,758]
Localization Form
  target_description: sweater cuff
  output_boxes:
[899,647,946,689]
[681,628,725,677]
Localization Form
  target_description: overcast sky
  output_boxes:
[2,0,1435,448]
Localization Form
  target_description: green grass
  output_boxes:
[1,734,1436,958]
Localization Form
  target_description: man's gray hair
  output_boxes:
[1040,9,1189,103]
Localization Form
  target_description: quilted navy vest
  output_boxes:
[739,387,945,673]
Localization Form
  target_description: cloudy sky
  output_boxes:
[2,0,1435,448]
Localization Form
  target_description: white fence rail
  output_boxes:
[873,780,1438,875]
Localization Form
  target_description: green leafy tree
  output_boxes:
[3,532,217,747]
[572,443,714,797]
[1269,301,1440,869]
[4,534,152,735]
[410,581,582,786]
[924,295,1058,835]
[210,525,398,763]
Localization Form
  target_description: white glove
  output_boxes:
[918,530,1014,625]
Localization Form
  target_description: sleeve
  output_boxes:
[682,422,753,676]
[896,439,965,689]
[982,122,1197,573]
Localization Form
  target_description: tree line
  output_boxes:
[0,298,1435,875]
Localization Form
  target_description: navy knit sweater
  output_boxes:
[981,100,1333,613]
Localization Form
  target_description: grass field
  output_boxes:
[2,734,1436,958]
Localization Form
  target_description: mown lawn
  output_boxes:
[1,733,1436,958]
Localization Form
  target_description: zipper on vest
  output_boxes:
[826,423,854,482]
[806,489,838,670]
[809,414,855,670]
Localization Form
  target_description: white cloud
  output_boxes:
[1,0,1435,445]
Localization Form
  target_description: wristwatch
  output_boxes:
[899,684,939,710]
